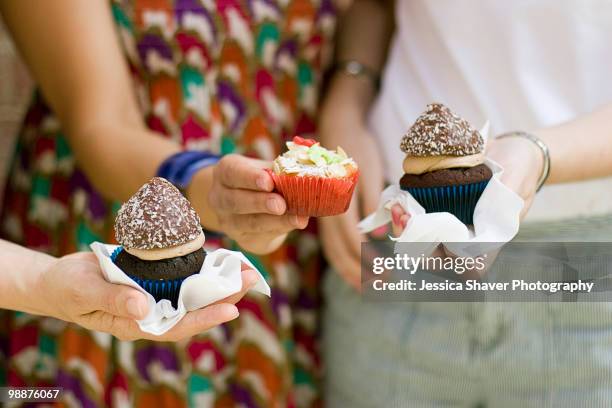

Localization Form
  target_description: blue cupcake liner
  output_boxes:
[128,276,185,308]
[111,247,186,308]
[110,246,123,261]
[401,180,490,225]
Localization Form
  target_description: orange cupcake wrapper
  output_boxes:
[267,169,359,217]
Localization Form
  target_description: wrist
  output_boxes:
[331,60,381,91]
[320,74,375,130]
[18,252,56,316]
[496,131,550,191]
[319,97,373,148]
[156,150,220,191]
[186,165,221,232]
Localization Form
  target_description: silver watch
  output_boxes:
[334,60,380,88]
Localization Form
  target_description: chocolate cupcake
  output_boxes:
[399,103,492,224]
[113,177,206,307]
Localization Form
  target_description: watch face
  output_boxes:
[346,61,363,75]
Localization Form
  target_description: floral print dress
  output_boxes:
[0,0,336,406]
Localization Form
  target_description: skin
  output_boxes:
[0,239,259,341]
[322,0,612,290]
[188,155,308,255]
[0,0,306,255]
[318,0,395,290]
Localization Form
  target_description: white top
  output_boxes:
[369,0,612,223]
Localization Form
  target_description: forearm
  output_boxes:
[70,123,180,202]
[320,0,395,129]
[74,123,224,231]
[534,104,612,184]
[1,0,222,231]
[0,240,54,314]
[1,1,180,202]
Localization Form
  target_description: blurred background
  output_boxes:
[0,20,31,205]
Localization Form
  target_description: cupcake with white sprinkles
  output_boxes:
[268,136,359,217]
[113,177,206,307]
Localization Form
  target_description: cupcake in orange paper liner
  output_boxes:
[268,136,359,217]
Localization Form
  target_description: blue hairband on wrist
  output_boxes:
[156,150,220,191]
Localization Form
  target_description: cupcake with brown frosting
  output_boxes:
[399,103,492,224]
[113,177,206,306]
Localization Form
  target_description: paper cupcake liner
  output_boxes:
[268,170,359,217]
[401,180,490,225]
[110,247,188,308]
[93,242,270,336]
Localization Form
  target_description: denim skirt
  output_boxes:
[323,214,612,408]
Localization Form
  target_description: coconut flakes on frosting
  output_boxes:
[273,136,357,178]
[115,177,202,250]
[400,103,484,157]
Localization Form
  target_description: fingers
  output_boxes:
[228,213,308,234]
[324,232,362,290]
[60,256,149,320]
[320,212,363,291]
[391,204,410,237]
[335,247,362,290]
[82,303,240,342]
[210,154,313,253]
[340,200,366,259]
[211,189,286,215]
[84,275,149,320]
[80,269,259,342]
[152,303,239,341]
[217,154,274,191]
[215,268,259,305]
[103,285,149,320]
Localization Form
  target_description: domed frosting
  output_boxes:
[400,103,484,157]
[115,177,202,250]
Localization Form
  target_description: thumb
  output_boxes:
[95,281,149,320]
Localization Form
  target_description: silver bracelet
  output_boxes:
[333,60,381,88]
[496,131,551,192]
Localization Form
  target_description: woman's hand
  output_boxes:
[487,136,544,219]
[389,136,543,234]
[319,122,386,290]
[188,154,308,255]
[33,252,258,342]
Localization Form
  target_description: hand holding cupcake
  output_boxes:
[89,176,271,336]
[202,154,310,255]
[359,103,524,244]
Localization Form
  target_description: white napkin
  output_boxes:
[358,157,524,250]
[90,242,271,336]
